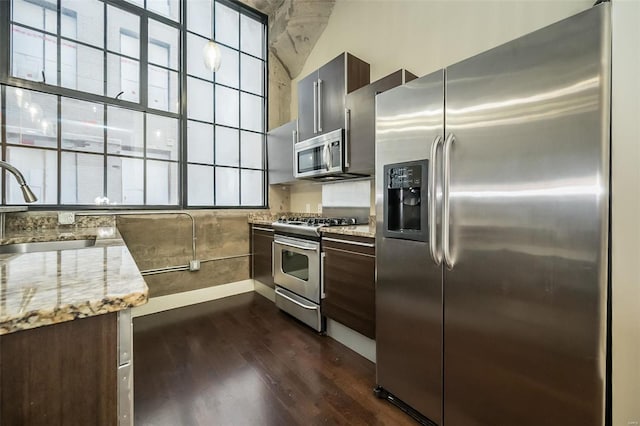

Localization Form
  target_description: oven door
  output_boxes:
[273,234,321,303]
[294,129,344,178]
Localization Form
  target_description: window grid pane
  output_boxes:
[3,0,266,208]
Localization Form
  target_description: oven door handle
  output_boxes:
[276,241,319,252]
[275,288,317,310]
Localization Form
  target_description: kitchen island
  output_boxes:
[0,224,148,426]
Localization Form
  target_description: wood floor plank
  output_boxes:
[134,292,416,425]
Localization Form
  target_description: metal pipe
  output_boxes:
[139,253,251,276]
[76,210,197,261]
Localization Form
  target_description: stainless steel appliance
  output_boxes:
[375,4,610,426]
[272,216,359,332]
[294,129,369,181]
[294,129,345,179]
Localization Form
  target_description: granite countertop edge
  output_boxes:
[320,225,376,238]
[0,226,149,336]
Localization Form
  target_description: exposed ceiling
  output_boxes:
[242,0,336,79]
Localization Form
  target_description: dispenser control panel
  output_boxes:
[383,159,429,243]
[387,165,423,189]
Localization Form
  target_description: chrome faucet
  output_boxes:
[0,161,37,203]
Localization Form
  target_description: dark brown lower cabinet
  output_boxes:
[252,225,274,288]
[0,313,118,426]
[322,235,376,339]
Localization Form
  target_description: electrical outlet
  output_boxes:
[189,260,201,271]
[317,203,322,213]
[305,203,311,213]
[58,211,75,225]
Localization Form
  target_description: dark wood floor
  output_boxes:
[134,292,416,426]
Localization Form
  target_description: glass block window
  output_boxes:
[1,0,267,208]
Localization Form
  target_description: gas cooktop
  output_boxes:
[272,216,359,237]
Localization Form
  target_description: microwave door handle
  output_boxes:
[345,108,351,168]
[323,144,330,171]
[313,81,318,134]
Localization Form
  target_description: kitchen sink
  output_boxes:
[0,239,96,254]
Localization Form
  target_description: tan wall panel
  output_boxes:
[611,1,640,424]
[142,257,250,298]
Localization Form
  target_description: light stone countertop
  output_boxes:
[248,218,276,226]
[0,227,148,335]
[320,224,376,238]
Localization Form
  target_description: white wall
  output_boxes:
[611,1,640,424]
[291,0,593,116]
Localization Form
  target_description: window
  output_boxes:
[185,0,266,207]
[1,0,267,208]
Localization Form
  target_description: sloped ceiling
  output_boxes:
[242,0,336,79]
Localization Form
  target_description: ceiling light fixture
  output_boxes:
[203,40,222,72]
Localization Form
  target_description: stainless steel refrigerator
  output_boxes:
[375,4,610,426]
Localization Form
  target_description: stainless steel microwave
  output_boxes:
[294,129,344,178]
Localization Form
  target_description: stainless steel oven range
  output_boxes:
[272,216,357,332]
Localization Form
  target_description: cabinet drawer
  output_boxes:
[251,225,274,288]
[322,236,375,339]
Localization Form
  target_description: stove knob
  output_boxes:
[347,218,356,225]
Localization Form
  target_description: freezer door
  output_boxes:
[443,5,610,426]
[375,70,444,424]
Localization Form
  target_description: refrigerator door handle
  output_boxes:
[429,135,443,265]
[442,132,455,269]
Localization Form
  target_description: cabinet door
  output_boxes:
[267,120,296,184]
[297,71,318,142]
[252,227,274,287]
[1,313,118,425]
[345,69,416,173]
[317,53,346,136]
[322,237,375,339]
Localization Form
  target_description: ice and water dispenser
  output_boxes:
[383,159,429,242]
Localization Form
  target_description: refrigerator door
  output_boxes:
[375,70,444,424]
[443,5,610,426]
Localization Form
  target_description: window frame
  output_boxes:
[0,0,268,210]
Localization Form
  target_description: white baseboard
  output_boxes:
[327,318,376,363]
[132,279,255,317]
[254,280,276,301]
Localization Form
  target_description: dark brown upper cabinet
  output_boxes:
[344,69,418,174]
[267,120,297,185]
[297,53,370,143]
